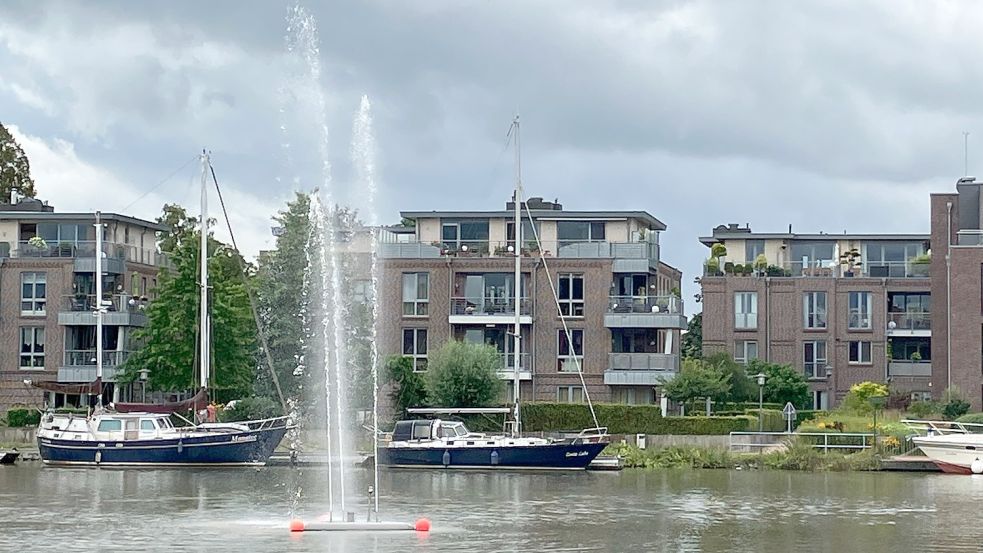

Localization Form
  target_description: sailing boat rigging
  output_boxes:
[376,117,608,470]
[36,152,292,467]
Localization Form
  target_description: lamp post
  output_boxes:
[139,368,150,403]
[824,365,833,411]
[870,395,887,452]
[755,372,767,431]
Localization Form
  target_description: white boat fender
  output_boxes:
[971,459,983,475]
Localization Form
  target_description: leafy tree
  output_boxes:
[747,359,810,408]
[387,355,427,421]
[681,313,702,359]
[121,205,256,396]
[0,123,36,200]
[702,352,754,404]
[843,381,889,414]
[425,341,504,408]
[662,357,731,408]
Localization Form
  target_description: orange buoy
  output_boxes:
[414,518,431,532]
[289,519,306,532]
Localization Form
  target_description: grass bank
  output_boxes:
[606,442,882,472]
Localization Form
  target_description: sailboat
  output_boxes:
[36,153,292,467]
[376,117,609,470]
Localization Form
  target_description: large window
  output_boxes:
[848,291,872,329]
[20,272,46,315]
[35,222,94,244]
[803,292,827,329]
[441,219,489,252]
[454,273,526,315]
[557,221,606,247]
[557,329,584,372]
[402,273,429,316]
[19,327,45,370]
[790,241,835,274]
[735,340,758,365]
[556,386,585,403]
[402,328,428,372]
[745,239,765,263]
[849,341,872,365]
[734,292,757,329]
[558,274,585,317]
[803,340,827,379]
[506,220,539,251]
[865,242,925,277]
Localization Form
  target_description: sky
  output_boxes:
[0,0,979,309]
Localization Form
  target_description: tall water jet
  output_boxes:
[351,95,380,517]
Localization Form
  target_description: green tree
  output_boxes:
[387,355,427,421]
[681,313,702,359]
[121,205,256,396]
[425,341,504,408]
[0,123,36,200]
[662,357,731,408]
[747,359,810,408]
[702,352,754,404]
[843,381,889,414]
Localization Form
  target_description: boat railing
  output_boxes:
[240,416,292,431]
[901,419,983,436]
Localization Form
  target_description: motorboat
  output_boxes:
[905,419,983,474]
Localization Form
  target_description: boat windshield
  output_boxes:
[439,422,468,438]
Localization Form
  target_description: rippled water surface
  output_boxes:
[2,465,982,552]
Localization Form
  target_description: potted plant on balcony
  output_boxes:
[909,252,931,277]
[910,351,922,362]
[753,254,768,276]
[27,235,47,253]
[838,248,861,277]
[705,257,721,276]
[723,261,735,275]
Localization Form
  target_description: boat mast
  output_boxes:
[511,115,522,438]
[95,211,103,408]
[199,152,210,391]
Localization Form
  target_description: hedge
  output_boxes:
[519,403,755,435]
[6,408,41,427]
[955,413,983,425]
[745,409,786,432]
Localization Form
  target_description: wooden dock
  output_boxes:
[880,455,940,472]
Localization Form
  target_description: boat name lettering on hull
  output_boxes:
[231,435,258,443]
[565,451,589,458]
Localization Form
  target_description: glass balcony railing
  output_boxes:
[887,312,931,330]
[61,293,150,313]
[380,239,659,261]
[450,296,531,316]
[608,295,683,315]
[63,350,130,367]
[3,240,169,267]
[704,260,930,278]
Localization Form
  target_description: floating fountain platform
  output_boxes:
[290,518,429,533]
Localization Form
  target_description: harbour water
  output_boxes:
[3,465,983,552]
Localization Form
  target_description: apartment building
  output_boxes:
[377,197,684,406]
[0,197,167,412]
[699,224,932,410]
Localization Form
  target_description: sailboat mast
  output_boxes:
[512,115,522,437]
[95,211,103,407]
[199,152,210,390]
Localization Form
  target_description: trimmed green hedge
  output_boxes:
[745,409,786,432]
[6,408,41,427]
[519,403,755,435]
[955,413,983,425]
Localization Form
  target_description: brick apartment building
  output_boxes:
[377,196,684,406]
[700,177,983,411]
[0,197,166,412]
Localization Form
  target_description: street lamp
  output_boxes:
[754,372,767,431]
[825,365,833,410]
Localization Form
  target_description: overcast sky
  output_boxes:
[0,0,978,308]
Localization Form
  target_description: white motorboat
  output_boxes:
[905,419,983,474]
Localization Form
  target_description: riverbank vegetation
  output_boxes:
[606,442,881,472]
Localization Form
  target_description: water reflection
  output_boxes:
[4,466,983,552]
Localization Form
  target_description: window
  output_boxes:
[849,341,872,364]
[20,328,45,369]
[402,273,429,316]
[734,292,757,329]
[613,387,655,405]
[803,340,827,378]
[803,292,827,329]
[97,419,123,432]
[745,239,765,263]
[557,329,584,372]
[20,272,46,315]
[790,241,835,274]
[911,391,932,402]
[140,419,156,431]
[735,341,758,365]
[865,242,925,277]
[506,220,539,251]
[441,219,489,251]
[557,221,606,247]
[848,292,872,329]
[558,274,585,317]
[141,277,147,297]
[352,279,373,304]
[402,328,428,372]
[813,391,829,410]
[556,386,585,403]
[124,226,130,244]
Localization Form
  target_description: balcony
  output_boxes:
[449,296,532,325]
[703,260,930,279]
[496,353,531,381]
[604,353,679,386]
[886,312,931,337]
[379,239,659,267]
[57,294,149,327]
[604,295,686,329]
[2,240,169,269]
[58,351,128,382]
[888,360,932,377]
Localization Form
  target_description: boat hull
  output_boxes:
[912,436,983,474]
[377,441,608,470]
[38,426,289,467]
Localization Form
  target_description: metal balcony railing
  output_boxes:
[3,239,169,267]
[608,352,679,372]
[888,360,932,377]
[704,260,930,278]
[607,295,683,315]
[887,312,931,330]
[450,296,531,316]
[379,239,659,261]
[62,294,149,313]
[63,350,130,367]
[498,353,530,371]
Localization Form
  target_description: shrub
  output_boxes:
[387,355,428,422]
[218,397,282,422]
[843,381,889,414]
[745,408,786,431]
[520,403,754,435]
[425,341,504,408]
[6,408,40,427]
[955,413,983,426]
[944,399,971,420]
[906,400,942,419]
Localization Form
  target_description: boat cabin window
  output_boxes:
[412,421,432,440]
[392,421,414,441]
[97,419,122,432]
[438,422,468,438]
[140,419,156,431]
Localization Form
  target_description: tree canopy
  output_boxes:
[681,313,702,360]
[662,357,731,406]
[425,341,504,408]
[0,122,36,201]
[747,359,810,408]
